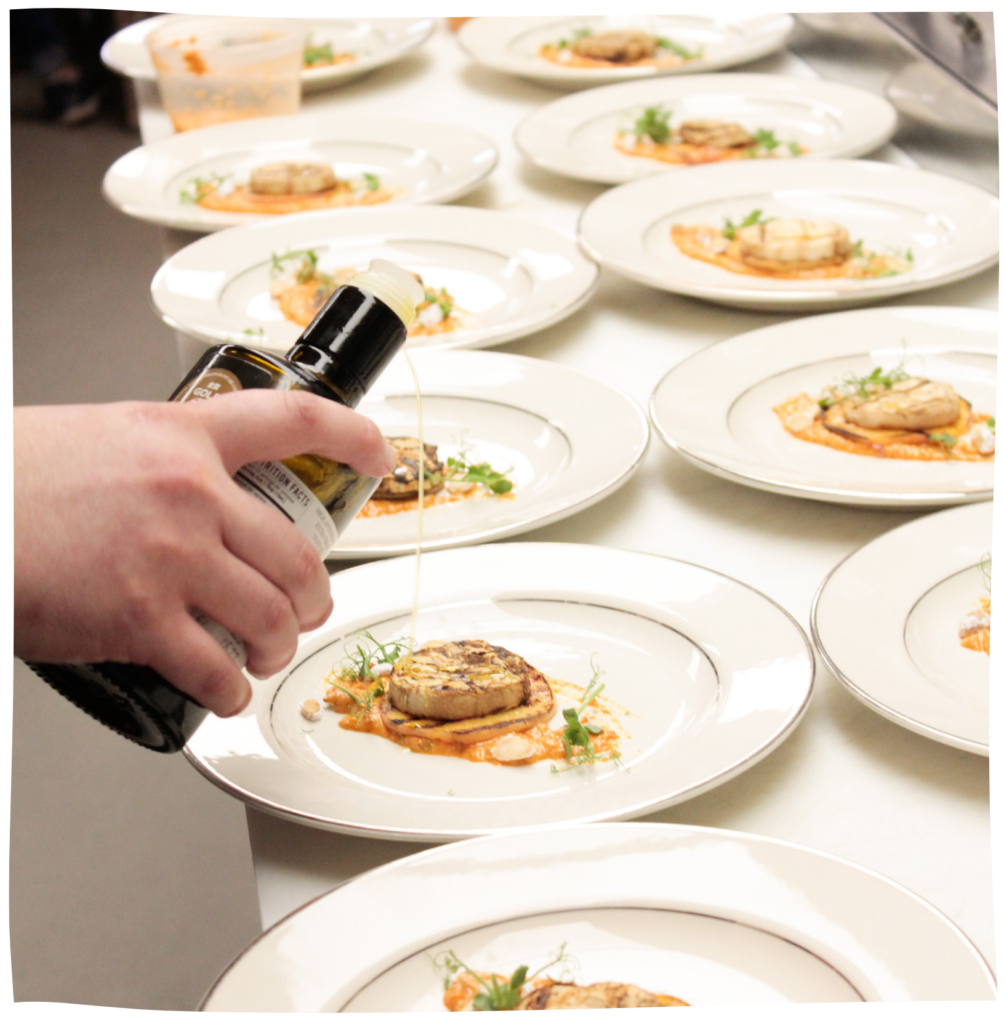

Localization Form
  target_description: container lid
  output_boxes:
[352,259,425,328]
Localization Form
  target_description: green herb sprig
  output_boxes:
[180,173,229,204]
[362,172,381,192]
[987,417,996,432]
[271,248,319,280]
[633,105,672,144]
[432,943,571,1011]
[722,209,771,241]
[550,657,607,772]
[751,128,779,152]
[927,432,959,448]
[423,286,453,319]
[980,553,992,592]
[442,452,514,494]
[337,630,414,682]
[839,362,911,399]
[656,36,702,60]
[303,35,336,66]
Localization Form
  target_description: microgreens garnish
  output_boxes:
[633,105,672,144]
[751,128,779,152]
[657,36,702,59]
[443,452,514,494]
[362,172,381,191]
[337,630,413,681]
[271,248,320,281]
[303,35,335,66]
[423,286,454,318]
[549,656,608,772]
[839,362,910,399]
[432,943,572,1011]
[987,417,996,432]
[927,432,959,448]
[722,209,771,241]
[179,173,229,204]
[788,141,804,156]
[980,553,992,592]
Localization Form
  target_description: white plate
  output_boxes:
[200,822,996,1010]
[649,306,996,508]
[516,74,897,184]
[578,159,1000,311]
[150,206,598,354]
[102,112,498,232]
[813,502,992,755]
[100,15,435,93]
[458,15,794,88]
[184,544,814,839]
[331,351,646,557]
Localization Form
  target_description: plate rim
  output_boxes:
[184,541,816,840]
[576,158,1001,310]
[809,502,991,756]
[648,304,997,507]
[514,72,899,184]
[99,14,436,86]
[102,112,499,232]
[457,14,795,85]
[149,205,599,357]
[197,820,996,1010]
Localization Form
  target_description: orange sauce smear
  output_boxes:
[615,136,753,166]
[330,677,624,768]
[961,598,991,654]
[539,45,687,69]
[774,394,993,462]
[358,487,513,519]
[196,184,400,215]
[671,225,908,280]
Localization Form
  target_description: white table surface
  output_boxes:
[134,22,996,971]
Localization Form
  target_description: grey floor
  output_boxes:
[11,115,263,1008]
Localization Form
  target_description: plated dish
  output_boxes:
[200,823,996,1009]
[100,15,435,92]
[812,502,992,756]
[649,306,996,507]
[103,113,497,232]
[577,159,1000,311]
[457,15,794,87]
[150,206,597,353]
[184,543,814,839]
[516,75,897,184]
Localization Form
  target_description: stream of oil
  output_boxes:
[404,350,423,649]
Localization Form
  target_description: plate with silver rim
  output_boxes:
[323,350,645,558]
[458,15,794,88]
[649,305,996,508]
[200,822,996,1010]
[515,74,897,185]
[578,159,1000,311]
[184,543,814,840]
[100,15,436,93]
[102,112,497,233]
[150,206,598,355]
[813,502,992,756]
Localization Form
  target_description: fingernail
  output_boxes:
[223,683,253,717]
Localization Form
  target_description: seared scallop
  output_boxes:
[571,30,658,63]
[843,378,961,431]
[387,640,538,721]
[249,162,337,196]
[516,983,687,1010]
[735,219,853,266]
[371,437,445,501]
[679,120,755,149]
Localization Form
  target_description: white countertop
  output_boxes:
[136,23,996,971]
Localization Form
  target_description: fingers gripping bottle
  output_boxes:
[27,260,423,752]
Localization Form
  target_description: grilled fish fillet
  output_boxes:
[843,378,961,431]
[249,162,337,196]
[571,30,657,62]
[387,640,540,721]
[516,983,688,1010]
[735,218,852,266]
[678,120,755,148]
[371,437,445,500]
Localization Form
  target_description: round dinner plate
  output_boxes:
[100,15,435,93]
[516,74,897,184]
[102,112,497,232]
[150,206,598,355]
[184,544,814,840]
[577,160,1000,311]
[813,502,992,755]
[200,823,995,1010]
[649,306,996,508]
[458,15,794,88]
[329,351,647,557]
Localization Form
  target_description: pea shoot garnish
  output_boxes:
[443,452,514,494]
[927,432,959,448]
[722,209,771,241]
[840,362,911,398]
[751,128,780,152]
[337,630,413,681]
[433,943,572,1011]
[271,248,320,281]
[424,286,454,319]
[549,657,611,772]
[633,105,672,144]
[657,36,702,60]
[303,35,335,66]
[362,172,381,192]
[180,172,229,204]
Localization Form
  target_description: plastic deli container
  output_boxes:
[146,16,306,132]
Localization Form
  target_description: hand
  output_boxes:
[14,391,396,717]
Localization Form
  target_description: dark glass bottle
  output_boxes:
[27,260,422,753]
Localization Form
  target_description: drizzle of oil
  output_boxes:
[404,350,423,649]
